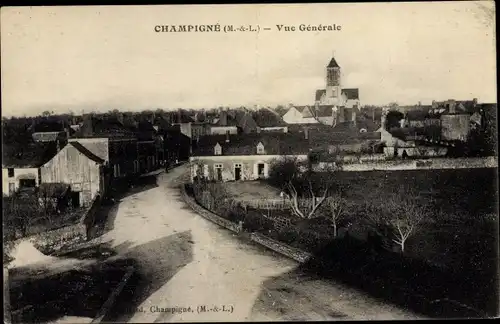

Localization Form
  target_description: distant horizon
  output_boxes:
[2,3,496,118]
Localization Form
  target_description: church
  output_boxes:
[282,56,361,125]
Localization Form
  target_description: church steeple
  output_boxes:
[327,56,340,68]
[325,54,341,104]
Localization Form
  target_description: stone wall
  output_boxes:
[182,185,312,264]
[250,233,312,263]
[342,157,497,172]
[10,195,102,255]
[181,185,241,233]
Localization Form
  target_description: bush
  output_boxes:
[243,210,275,233]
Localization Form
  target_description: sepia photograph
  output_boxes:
[1,2,498,322]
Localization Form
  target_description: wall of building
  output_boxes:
[383,146,448,158]
[2,168,39,196]
[283,108,313,124]
[210,126,238,135]
[40,145,102,207]
[190,154,308,182]
[179,123,192,138]
[318,116,334,126]
[441,114,470,141]
[260,126,288,133]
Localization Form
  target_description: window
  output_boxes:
[214,143,222,155]
[256,142,265,155]
[8,168,14,178]
[113,164,120,177]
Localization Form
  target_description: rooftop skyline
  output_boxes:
[1,2,496,117]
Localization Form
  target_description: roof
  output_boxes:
[192,133,310,156]
[214,111,239,127]
[69,142,105,164]
[309,125,381,148]
[327,57,340,68]
[32,120,65,133]
[252,109,287,127]
[2,142,59,168]
[236,112,259,132]
[32,131,66,142]
[315,105,334,118]
[315,89,326,102]
[74,116,137,138]
[341,88,359,100]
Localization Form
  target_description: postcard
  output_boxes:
[1,2,498,323]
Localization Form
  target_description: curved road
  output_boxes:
[96,165,421,322]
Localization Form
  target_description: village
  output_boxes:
[2,54,498,323]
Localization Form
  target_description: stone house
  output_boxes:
[2,141,58,197]
[71,115,139,181]
[40,141,106,207]
[190,132,310,182]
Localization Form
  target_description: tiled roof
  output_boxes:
[32,120,65,133]
[341,88,359,100]
[69,142,105,164]
[315,89,326,101]
[2,142,59,168]
[236,112,259,132]
[314,105,334,118]
[252,109,287,127]
[192,133,310,156]
[74,116,137,138]
[309,125,381,148]
[327,57,340,68]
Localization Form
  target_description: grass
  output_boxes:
[224,180,282,200]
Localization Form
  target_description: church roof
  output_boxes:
[342,88,359,100]
[327,57,340,68]
[315,89,326,101]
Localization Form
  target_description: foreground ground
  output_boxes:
[88,164,420,322]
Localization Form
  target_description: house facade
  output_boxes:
[40,142,105,207]
[2,142,58,196]
[190,133,310,182]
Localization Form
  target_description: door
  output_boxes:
[8,183,15,195]
[215,164,223,181]
[258,163,265,179]
[71,191,81,208]
[234,164,242,181]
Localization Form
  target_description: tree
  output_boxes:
[268,156,339,219]
[365,193,428,253]
[326,193,348,238]
[385,110,405,130]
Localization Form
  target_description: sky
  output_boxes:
[1,2,497,117]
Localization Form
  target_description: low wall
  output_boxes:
[250,233,312,263]
[181,185,312,264]
[10,195,103,255]
[342,157,498,172]
[181,185,241,233]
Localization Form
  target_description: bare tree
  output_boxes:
[286,178,331,219]
[366,194,428,253]
[326,193,348,238]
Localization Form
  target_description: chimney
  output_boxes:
[304,127,309,140]
[449,100,456,114]
[473,98,478,107]
[225,130,230,143]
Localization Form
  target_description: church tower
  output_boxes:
[325,56,342,105]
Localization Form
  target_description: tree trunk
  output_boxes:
[333,223,337,238]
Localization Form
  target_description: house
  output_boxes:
[2,141,59,196]
[163,125,191,163]
[210,110,240,135]
[190,132,310,182]
[128,120,164,173]
[252,108,288,133]
[71,115,139,181]
[40,141,106,207]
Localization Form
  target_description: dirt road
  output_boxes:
[97,165,421,322]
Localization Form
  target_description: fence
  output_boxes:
[236,198,290,210]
